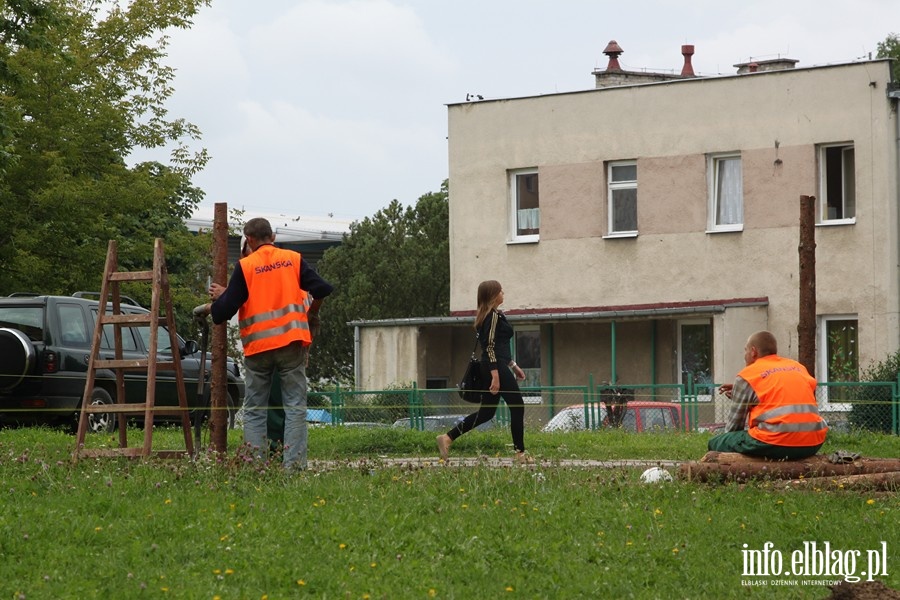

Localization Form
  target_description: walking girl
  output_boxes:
[437,280,531,464]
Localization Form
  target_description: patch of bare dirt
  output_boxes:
[824,581,900,600]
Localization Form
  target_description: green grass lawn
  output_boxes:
[0,425,897,599]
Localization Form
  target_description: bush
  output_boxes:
[851,351,900,433]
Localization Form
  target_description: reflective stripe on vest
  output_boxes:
[242,318,309,345]
[238,246,311,356]
[239,303,307,329]
[754,404,828,433]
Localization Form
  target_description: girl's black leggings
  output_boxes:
[447,363,525,452]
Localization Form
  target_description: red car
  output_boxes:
[542,401,689,433]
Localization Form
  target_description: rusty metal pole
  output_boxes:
[798,195,816,376]
[210,203,229,452]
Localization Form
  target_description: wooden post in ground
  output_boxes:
[798,195,816,376]
[210,203,229,452]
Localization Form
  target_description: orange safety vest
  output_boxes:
[739,355,827,447]
[237,245,311,356]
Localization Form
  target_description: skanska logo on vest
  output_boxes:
[254,259,294,275]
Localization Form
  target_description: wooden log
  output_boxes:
[784,471,900,492]
[679,452,900,483]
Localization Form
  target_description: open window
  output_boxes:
[819,144,855,223]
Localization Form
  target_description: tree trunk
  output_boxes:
[797,195,816,376]
[678,452,900,482]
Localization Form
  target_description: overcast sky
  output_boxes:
[143,0,900,224]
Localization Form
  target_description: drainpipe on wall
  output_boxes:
[891,86,900,359]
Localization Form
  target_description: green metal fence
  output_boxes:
[309,375,900,435]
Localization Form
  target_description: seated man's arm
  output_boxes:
[724,377,757,432]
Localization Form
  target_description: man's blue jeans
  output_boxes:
[242,342,309,470]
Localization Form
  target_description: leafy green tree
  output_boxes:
[876,32,900,82]
[0,0,211,334]
[311,181,450,384]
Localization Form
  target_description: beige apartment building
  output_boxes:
[353,50,900,425]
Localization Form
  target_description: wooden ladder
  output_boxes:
[73,239,194,461]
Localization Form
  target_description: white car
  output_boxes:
[542,401,686,433]
[392,414,496,432]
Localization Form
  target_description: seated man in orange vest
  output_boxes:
[708,331,827,460]
[206,217,333,471]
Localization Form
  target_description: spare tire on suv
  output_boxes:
[0,328,36,392]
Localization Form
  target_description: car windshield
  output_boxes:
[639,407,677,431]
[0,306,43,341]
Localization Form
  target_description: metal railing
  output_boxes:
[307,376,900,435]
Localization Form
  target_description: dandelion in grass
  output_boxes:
[505,586,514,592]
[339,543,347,550]
[165,498,171,504]
[225,569,234,575]
[428,589,437,597]
[297,580,306,586]
[867,499,875,505]
[370,562,377,568]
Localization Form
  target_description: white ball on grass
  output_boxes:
[640,467,673,483]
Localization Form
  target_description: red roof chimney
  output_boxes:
[603,40,624,71]
[681,44,695,77]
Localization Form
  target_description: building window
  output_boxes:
[509,168,539,242]
[708,153,742,232]
[819,144,855,222]
[819,316,858,410]
[678,320,712,390]
[607,161,637,236]
[514,326,541,403]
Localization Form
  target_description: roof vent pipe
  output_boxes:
[680,44,695,77]
[748,62,759,73]
[603,40,624,71]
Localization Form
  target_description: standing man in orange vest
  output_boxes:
[204,217,333,470]
[708,331,827,459]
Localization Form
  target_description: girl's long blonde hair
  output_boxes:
[474,280,502,330]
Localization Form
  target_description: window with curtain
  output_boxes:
[509,169,539,241]
[709,154,743,232]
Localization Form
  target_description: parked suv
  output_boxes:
[0,293,244,433]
